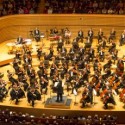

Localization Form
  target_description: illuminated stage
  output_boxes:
[0,39,125,124]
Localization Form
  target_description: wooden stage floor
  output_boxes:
[0,38,125,123]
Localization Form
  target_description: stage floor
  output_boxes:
[0,38,125,113]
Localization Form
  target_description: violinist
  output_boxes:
[50,63,58,78]
[65,73,72,92]
[99,47,105,62]
[103,89,116,109]
[60,63,68,79]
[39,76,48,94]
[7,70,17,84]
[80,87,91,108]
[108,40,116,53]
[46,45,54,60]
[21,75,29,91]
[37,46,43,60]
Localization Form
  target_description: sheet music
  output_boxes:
[93,88,97,96]
[73,89,77,96]
[54,82,58,87]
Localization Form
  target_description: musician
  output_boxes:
[21,75,29,91]
[72,37,79,51]
[98,28,103,43]
[27,87,41,107]
[37,62,45,78]
[24,54,32,65]
[16,36,23,44]
[88,28,94,43]
[39,76,48,94]
[88,47,95,61]
[103,59,112,71]
[99,47,105,62]
[37,46,43,60]
[116,58,124,76]
[77,29,84,43]
[57,36,64,52]
[34,27,41,42]
[64,28,71,44]
[15,50,21,61]
[65,73,72,92]
[60,63,68,79]
[46,45,54,60]
[108,28,116,43]
[53,27,59,34]
[80,87,91,108]
[50,63,58,78]
[12,58,20,73]
[10,84,25,105]
[119,31,125,46]
[111,49,118,63]
[29,69,36,86]
[60,46,67,57]
[0,84,8,102]
[78,46,84,58]
[108,40,116,53]
[103,89,116,109]
[84,37,92,50]
[72,77,80,94]
[56,79,63,102]
[69,46,75,60]
[7,70,17,84]
[86,82,93,105]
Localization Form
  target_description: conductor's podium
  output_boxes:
[45,96,72,109]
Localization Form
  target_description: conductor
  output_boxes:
[56,79,63,102]
[34,27,41,43]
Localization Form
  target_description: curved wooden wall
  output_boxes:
[0,14,125,42]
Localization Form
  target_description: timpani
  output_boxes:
[25,39,32,49]
[6,43,15,54]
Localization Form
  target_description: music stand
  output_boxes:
[40,33,45,46]
[73,88,78,105]
[42,93,46,104]
[92,88,98,106]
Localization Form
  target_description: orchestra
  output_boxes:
[2,27,125,110]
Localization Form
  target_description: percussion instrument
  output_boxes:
[24,39,32,49]
[6,43,15,54]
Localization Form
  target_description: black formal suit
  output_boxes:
[56,80,63,102]
[34,29,41,42]
[16,36,23,44]
[78,30,84,42]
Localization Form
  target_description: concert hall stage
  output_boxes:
[1,39,125,124]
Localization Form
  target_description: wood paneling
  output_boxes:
[0,14,125,42]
